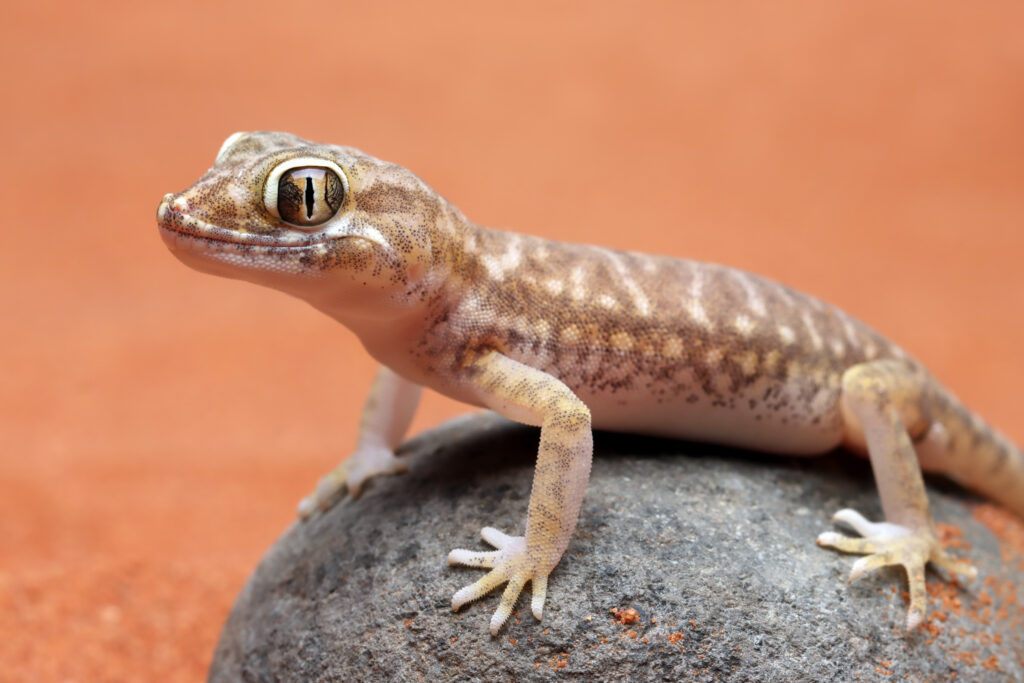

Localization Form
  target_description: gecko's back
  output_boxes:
[440,226,900,454]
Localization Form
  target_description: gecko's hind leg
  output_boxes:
[816,360,975,631]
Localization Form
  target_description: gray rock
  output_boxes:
[210,413,1024,682]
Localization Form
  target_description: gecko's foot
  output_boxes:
[296,446,407,519]
[447,527,551,636]
[817,508,976,630]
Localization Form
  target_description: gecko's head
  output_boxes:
[157,131,451,317]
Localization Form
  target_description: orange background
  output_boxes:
[2,2,1022,679]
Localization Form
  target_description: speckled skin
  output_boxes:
[158,132,1023,635]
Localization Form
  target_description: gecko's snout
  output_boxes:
[157,193,191,226]
[156,193,195,240]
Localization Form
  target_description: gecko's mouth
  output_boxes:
[157,195,332,250]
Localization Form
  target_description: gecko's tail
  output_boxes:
[919,386,1024,519]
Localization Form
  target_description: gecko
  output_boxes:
[157,131,1024,636]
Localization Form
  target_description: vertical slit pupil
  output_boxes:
[304,177,315,219]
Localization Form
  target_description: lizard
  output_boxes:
[157,131,1024,636]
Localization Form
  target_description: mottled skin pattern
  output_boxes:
[158,132,1024,636]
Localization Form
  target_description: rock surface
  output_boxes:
[210,413,1023,681]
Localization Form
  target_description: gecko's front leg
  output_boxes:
[297,365,422,517]
[447,350,593,635]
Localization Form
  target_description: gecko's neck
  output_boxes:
[309,202,482,353]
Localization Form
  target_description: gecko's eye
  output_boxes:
[276,167,344,227]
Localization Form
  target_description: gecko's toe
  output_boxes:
[451,568,506,611]
[296,468,348,519]
[491,576,527,635]
[530,575,547,620]
[447,548,500,568]
[930,547,978,580]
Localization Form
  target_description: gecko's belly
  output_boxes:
[429,364,844,455]
[579,378,846,456]
[428,341,853,456]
